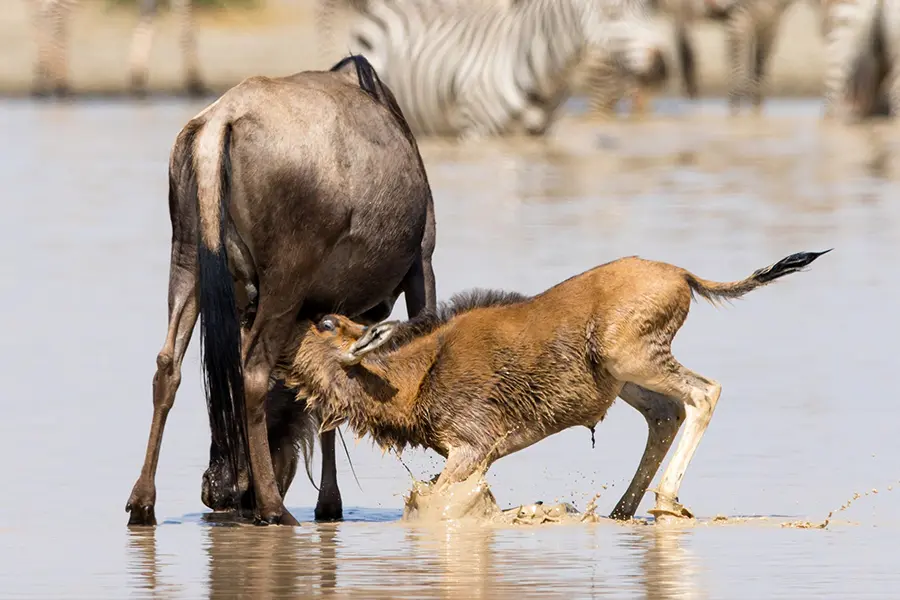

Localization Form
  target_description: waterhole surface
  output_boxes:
[1,98,898,598]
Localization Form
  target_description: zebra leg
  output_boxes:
[30,2,52,97]
[750,23,778,115]
[49,0,71,97]
[726,15,754,116]
[172,0,205,96]
[629,83,650,120]
[586,59,626,121]
[128,0,158,96]
[888,68,900,119]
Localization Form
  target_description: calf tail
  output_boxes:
[684,250,832,305]
[193,114,251,502]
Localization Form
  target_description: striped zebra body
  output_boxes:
[29,0,203,97]
[343,0,668,138]
[822,0,898,119]
[580,0,740,118]
[723,0,802,114]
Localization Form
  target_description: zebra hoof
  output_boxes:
[129,73,149,99]
[185,75,208,99]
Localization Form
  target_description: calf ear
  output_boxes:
[341,322,397,365]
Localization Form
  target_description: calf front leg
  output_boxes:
[433,447,485,494]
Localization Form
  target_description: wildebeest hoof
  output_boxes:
[125,502,157,526]
[314,503,343,522]
[254,509,300,527]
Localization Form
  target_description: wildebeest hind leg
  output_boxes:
[609,384,686,521]
[240,293,305,526]
[126,248,199,526]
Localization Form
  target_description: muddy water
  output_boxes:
[1,98,898,598]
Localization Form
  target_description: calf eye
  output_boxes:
[317,317,337,333]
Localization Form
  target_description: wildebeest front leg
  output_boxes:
[314,431,342,521]
[609,384,686,520]
[126,249,198,526]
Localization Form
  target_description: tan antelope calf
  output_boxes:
[287,250,829,521]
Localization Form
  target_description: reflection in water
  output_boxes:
[125,520,705,599]
[127,527,185,597]
[206,525,338,598]
[5,99,900,598]
[626,526,703,600]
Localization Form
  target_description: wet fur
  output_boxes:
[287,251,828,519]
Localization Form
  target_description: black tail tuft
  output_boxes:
[196,124,250,506]
[751,249,832,284]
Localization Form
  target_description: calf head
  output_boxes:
[312,314,398,366]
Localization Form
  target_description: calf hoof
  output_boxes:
[648,495,694,522]
[314,501,344,522]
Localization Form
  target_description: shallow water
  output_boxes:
[1,98,898,598]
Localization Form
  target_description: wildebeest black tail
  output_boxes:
[192,114,251,506]
[683,250,833,305]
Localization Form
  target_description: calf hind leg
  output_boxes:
[612,353,722,521]
[609,384,686,520]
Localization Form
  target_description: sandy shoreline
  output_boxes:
[2,0,828,97]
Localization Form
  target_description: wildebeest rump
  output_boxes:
[286,250,829,521]
[125,54,437,526]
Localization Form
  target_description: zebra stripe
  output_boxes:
[721,0,801,114]
[343,0,668,138]
[29,0,203,97]
[822,0,898,119]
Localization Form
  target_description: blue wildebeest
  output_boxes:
[125,54,437,526]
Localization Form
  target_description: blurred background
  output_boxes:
[2,0,827,98]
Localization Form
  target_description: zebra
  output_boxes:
[595,0,815,116]
[330,0,669,139]
[821,0,897,120]
[29,0,204,97]
[721,0,805,115]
